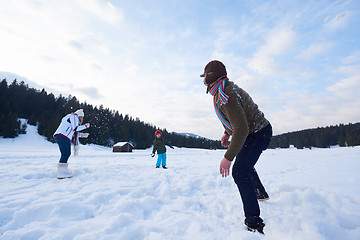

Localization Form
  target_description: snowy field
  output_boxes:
[1,123,360,240]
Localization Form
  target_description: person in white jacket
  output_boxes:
[53,109,90,179]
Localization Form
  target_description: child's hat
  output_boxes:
[155,130,162,136]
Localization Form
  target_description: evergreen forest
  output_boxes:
[268,123,360,149]
[0,79,221,149]
[1,79,359,149]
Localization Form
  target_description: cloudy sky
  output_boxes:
[1,0,359,140]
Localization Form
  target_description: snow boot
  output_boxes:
[245,217,265,234]
[56,163,73,179]
[156,166,160,168]
[256,189,269,201]
[162,166,167,169]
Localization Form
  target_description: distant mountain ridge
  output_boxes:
[174,132,208,140]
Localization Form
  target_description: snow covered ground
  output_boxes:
[1,123,359,240]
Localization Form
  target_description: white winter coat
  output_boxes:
[53,113,89,140]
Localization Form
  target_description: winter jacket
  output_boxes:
[152,138,170,155]
[216,79,269,161]
[53,113,89,140]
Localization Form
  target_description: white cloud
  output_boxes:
[74,0,123,25]
[247,56,276,76]
[247,27,296,75]
[341,51,360,64]
[269,89,358,135]
[0,0,121,97]
[327,64,360,98]
[77,87,103,100]
[234,72,266,90]
[300,70,318,80]
[271,50,360,135]
[259,27,296,56]
[296,42,334,60]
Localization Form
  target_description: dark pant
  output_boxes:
[250,168,266,195]
[232,124,272,221]
[54,134,71,163]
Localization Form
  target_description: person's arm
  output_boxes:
[77,123,90,131]
[165,140,174,149]
[221,91,249,162]
[219,90,249,178]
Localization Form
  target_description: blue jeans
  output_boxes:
[54,134,71,163]
[232,124,272,221]
[156,153,167,167]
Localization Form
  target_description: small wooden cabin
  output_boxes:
[113,142,134,152]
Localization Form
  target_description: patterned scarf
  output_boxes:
[209,77,233,131]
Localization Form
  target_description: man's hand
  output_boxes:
[221,134,230,147]
[220,157,232,178]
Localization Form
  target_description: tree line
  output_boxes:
[0,79,222,149]
[269,123,360,149]
[1,79,359,149]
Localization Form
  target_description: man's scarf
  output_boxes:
[209,77,233,131]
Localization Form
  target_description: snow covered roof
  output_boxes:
[113,142,134,148]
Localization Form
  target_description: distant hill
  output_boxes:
[174,132,208,140]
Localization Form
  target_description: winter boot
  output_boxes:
[245,216,265,234]
[256,189,269,201]
[162,166,167,169]
[56,163,73,179]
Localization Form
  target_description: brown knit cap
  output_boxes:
[200,60,227,85]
